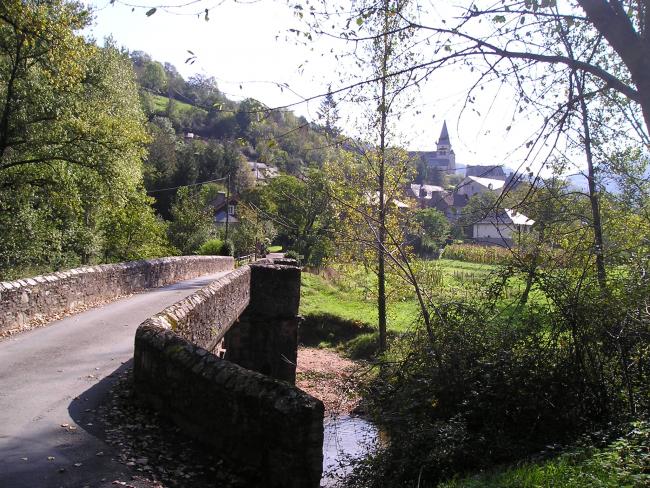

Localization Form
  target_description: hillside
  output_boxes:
[130,50,339,218]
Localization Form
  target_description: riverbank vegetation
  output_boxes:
[302,244,649,486]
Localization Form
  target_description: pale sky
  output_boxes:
[84,0,551,172]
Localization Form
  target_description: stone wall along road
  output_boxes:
[0,256,234,335]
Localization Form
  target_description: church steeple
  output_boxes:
[434,120,455,171]
[437,121,450,148]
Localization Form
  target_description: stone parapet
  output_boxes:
[133,324,324,488]
[247,262,301,319]
[140,266,251,352]
[223,262,302,383]
[0,256,234,335]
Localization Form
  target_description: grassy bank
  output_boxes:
[300,259,500,333]
[439,421,649,488]
[299,259,505,359]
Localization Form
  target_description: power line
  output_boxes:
[146,175,228,194]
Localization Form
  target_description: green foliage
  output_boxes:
[442,243,512,265]
[413,208,451,255]
[343,253,649,487]
[0,4,163,277]
[440,421,650,488]
[167,186,215,255]
[253,171,336,267]
[101,193,172,262]
[220,240,234,257]
[141,61,167,92]
[197,238,224,255]
[230,206,277,257]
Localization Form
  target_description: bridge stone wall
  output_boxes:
[138,266,251,352]
[0,256,234,335]
[134,325,323,488]
[224,263,302,383]
[133,260,324,488]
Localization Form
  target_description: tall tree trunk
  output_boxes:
[575,74,607,288]
[377,0,390,353]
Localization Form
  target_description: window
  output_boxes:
[228,204,235,216]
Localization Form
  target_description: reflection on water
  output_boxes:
[321,415,379,487]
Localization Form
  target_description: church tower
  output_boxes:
[435,121,455,171]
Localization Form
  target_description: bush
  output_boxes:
[197,239,224,255]
[220,240,234,257]
[345,281,649,487]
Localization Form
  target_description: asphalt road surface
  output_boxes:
[0,271,230,488]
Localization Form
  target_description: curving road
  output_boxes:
[0,271,230,488]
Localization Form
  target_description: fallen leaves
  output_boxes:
[98,369,245,487]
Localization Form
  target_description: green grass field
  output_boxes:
[300,259,498,333]
[151,94,206,115]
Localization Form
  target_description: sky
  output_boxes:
[83,0,552,172]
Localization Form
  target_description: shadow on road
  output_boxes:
[0,361,147,488]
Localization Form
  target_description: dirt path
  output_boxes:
[296,347,365,415]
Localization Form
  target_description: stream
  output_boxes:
[321,415,380,487]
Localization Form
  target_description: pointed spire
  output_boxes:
[438,121,450,146]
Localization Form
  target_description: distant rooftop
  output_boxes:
[466,176,506,190]
[409,183,445,199]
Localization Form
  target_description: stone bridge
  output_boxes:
[0,256,324,488]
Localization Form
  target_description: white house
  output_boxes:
[248,161,279,183]
[472,209,534,247]
[457,176,506,199]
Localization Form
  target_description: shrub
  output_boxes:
[196,239,224,255]
[220,240,234,257]
[345,280,649,487]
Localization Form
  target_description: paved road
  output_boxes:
[0,271,230,488]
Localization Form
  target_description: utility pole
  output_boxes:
[225,172,230,242]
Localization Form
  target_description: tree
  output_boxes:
[0,2,163,276]
[101,193,171,262]
[254,172,336,267]
[413,208,450,255]
[235,98,264,138]
[316,86,340,137]
[167,186,216,255]
[141,60,167,92]
[230,203,277,257]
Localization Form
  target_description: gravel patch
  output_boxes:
[296,347,367,415]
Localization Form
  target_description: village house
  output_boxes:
[207,192,239,227]
[457,176,506,199]
[471,209,535,247]
[248,161,279,183]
